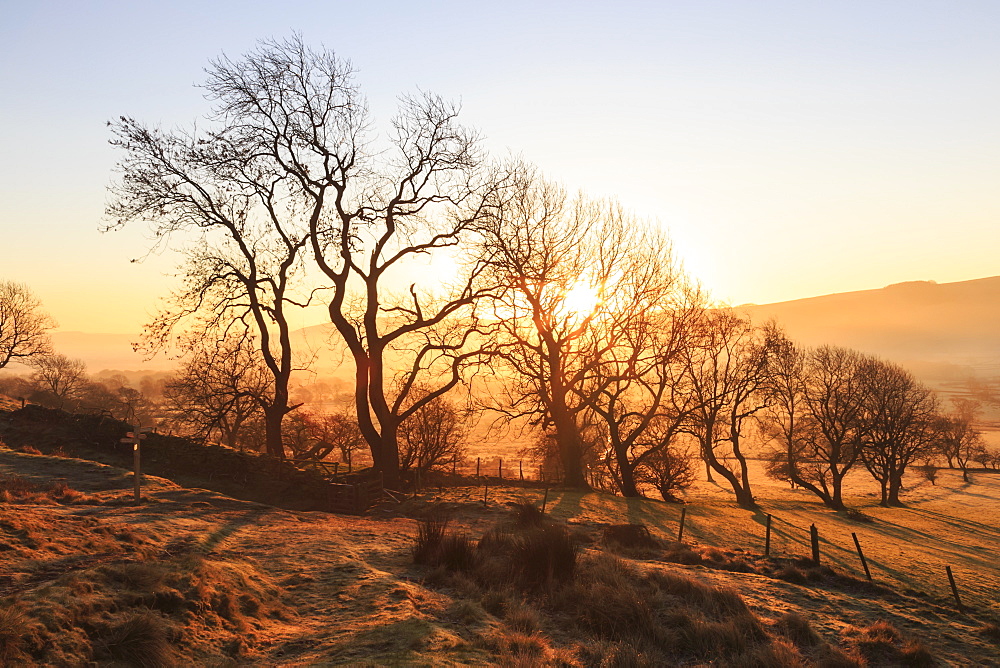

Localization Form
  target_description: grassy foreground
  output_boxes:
[1,445,998,665]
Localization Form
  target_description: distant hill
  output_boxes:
[40,277,1000,385]
[738,277,1000,383]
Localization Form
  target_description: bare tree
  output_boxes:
[763,339,868,510]
[0,281,54,370]
[935,398,985,483]
[27,354,88,409]
[682,311,775,508]
[281,408,367,465]
[106,37,333,458]
[858,358,939,506]
[397,390,469,474]
[163,337,271,450]
[260,48,505,488]
[477,173,639,488]
[580,239,705,498]
[634,439,697,502]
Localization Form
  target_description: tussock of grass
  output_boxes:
[0,475,94,504]
[843,620,937,667]
[412,515,450,565]
[93,610,176,667]
[503,601,542,634]
[775,612,822,648]
[0,602,31,665]
[509,501,546,527]
[5,545,288,666]
[602,523,659,551]
[412,514,865,666]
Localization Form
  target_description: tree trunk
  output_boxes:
[263,407,285,459]
[381,429,402,489]
[559,431,589,489]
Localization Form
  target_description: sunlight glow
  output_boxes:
[561,283,602,316]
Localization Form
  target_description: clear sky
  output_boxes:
[2,1,999,333]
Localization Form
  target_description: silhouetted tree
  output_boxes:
[935,399,985,483]
[682,311,776,508]
[634,439,697,502]
[397,390,469,474]
[171,37,506,487]
[281,408,367,464]
[478,172,641,488]
[27,354,87,409]
[0,280,54,370]
[858,358,938,506]
[107,39,328,459]
[763,340,868,510]
[581,239,704,498]
[163,337,271,450]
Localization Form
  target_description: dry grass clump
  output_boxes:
[411,514,850,666]
[602,523,659,553]
[842,620,936,667]
[509,500,547,527]
[5,546,289,665]
[0,602,32,665]
[0,475,92,504]
[92,610,176,667]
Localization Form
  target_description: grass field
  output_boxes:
[1,444,998,665]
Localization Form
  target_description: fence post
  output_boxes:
[519,460,523,480]
[810,524,820,565]
[851,533,872,581]
[765,514,772,557]
[541,487,549,514]
[677,506,687,543]
[946,566,965,611]
[476,457,480,477]
[499,458,503,480]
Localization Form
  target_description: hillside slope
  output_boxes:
[738,276,1000,381]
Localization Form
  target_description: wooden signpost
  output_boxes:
[119,423,147,503]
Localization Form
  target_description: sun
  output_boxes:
[561,283,602,316]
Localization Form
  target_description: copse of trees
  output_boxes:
[95,35,998,504]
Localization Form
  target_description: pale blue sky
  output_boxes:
[2,1,999,332]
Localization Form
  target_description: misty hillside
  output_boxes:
[738,276,1000,383]
[35,277,1000,387]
